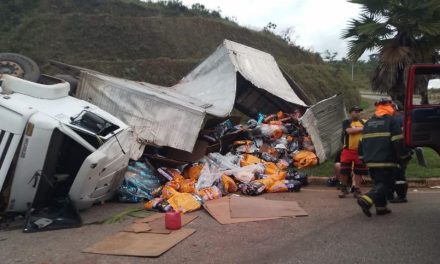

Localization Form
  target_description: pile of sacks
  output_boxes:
[118,111,317,213]
[227,111,318,169]
[120,152,309,214]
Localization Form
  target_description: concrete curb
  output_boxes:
[308,176,440,188]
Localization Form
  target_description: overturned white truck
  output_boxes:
[0,74,133,217]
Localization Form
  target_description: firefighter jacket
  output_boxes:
[358,114,411,168]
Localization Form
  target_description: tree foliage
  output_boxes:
[280,26,298,46]
[263,22,278,32]
[342,0,440,103]
[322,50,338,63]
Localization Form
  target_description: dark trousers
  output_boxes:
[393,165,408,198]
[366,168,395,208]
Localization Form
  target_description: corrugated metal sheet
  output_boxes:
[300,94,346,162]
[76,72,207,152]
[225,40,307,107]
[172,39,308,117]
[171,45,237,117]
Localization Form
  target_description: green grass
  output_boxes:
[406,148,440,178]
[300,157,336,178]
[301,148,440,178]
[360,98,370,111]
[282,63,361,107]
[359,98,376,118]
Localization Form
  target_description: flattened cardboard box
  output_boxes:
[84,228,196,257]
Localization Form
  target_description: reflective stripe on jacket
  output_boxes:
[358,115,410,168]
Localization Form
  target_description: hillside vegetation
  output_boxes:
[0,0,361,108]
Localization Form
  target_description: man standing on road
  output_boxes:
[389,101,409,203]
[357,99,411,217]
[339,106,368,198]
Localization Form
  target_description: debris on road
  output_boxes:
[203,196,281,224]
[229,195,308,218]
[117,111,316,215]
[118,161,164,203]
[124,213,198,234]
[82,110,310,257]
[84,228,196,257]
[100,207,154,225]
[84,212,198,257]
[203,195,307,225]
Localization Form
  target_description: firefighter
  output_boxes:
[389,101,409,203]
[357,99,411,217]
[338,106,368,198]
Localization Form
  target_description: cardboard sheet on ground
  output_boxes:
[124,222,152,233]
[84,228,195,257]
[204,196,281,224]
[229,195,308,218]
[127,213,198,234]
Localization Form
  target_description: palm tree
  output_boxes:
[343,0,440,104]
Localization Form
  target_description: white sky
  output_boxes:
[179,0,370,60]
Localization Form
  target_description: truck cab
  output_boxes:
[405,64,440,155]
[0,74,133,214]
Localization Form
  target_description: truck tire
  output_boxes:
[0,53,40,82]
[54,74,78,95]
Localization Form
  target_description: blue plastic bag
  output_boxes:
[118,161,163,203]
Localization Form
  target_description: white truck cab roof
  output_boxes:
[2,73,70,99]
[1,74,127,132]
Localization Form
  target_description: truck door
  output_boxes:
[405,65,440,155]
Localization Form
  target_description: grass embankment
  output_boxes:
[302,148,440,178]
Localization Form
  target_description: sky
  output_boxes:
[179,0,370,60]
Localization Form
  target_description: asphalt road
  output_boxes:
[1,187,440,264]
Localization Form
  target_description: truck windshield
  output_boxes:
[70,110,119,137]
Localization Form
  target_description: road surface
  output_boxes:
[1,187,439,264]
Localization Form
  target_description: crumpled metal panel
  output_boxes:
[225,40,307,107]
[300,94,346,162]
[76,72,206,152]
[172,39,308,117]
[171,45,238,117]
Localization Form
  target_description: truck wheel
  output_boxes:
[54,74,79,95]
[0,53,40,82]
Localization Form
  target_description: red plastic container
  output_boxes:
[165,210,182,230]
